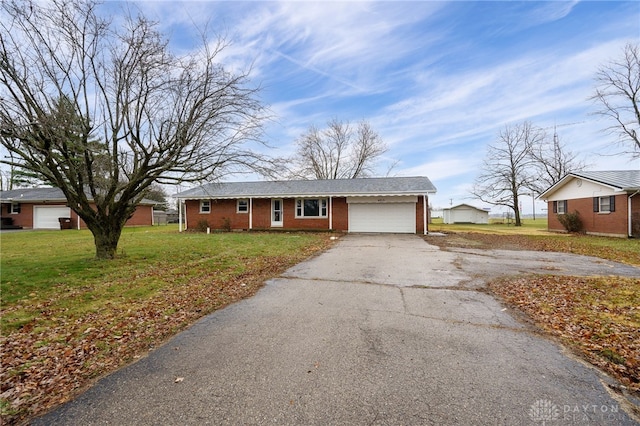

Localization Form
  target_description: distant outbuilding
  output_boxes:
[443,204,489,224]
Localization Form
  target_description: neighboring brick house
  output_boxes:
[0,187,157,230]
[539,170,640,238]
[174,177,437,234]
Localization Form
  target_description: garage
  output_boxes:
[33,206,71,229]
[348,197,416,233]
[443,204,489,224]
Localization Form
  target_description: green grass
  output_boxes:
[430,217,549,235]
[0,226,329,334]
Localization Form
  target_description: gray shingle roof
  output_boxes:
[572,170,640,190]
[0,187,68,202]
[175,176,437,199]
[0,187,158,205]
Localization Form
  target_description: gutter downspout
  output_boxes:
[423,194,428,235]
[178,199,183,232]
[629,190,640,237]
[249,198,253,230]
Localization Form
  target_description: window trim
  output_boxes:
[199,200,211,214]
[295,198,328,218]
[10,202,21,214]
[553,200,567,215]
[593,196,615,214]
[237,199,249,213]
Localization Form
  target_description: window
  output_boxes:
[553,200,567,214]
[200,200,211,213]
[11,202,21,214]
[593,196,615,213]
[295,198,327,218]
[237,199,248,213]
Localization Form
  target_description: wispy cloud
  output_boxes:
[108,1,638,209]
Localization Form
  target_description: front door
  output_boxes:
[271,199,283,227]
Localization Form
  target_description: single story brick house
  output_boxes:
[538,170,640,238]
[443,204,489,224]
[174,176,437,234]
[0,187,157,230]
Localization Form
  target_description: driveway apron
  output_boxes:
[35,234,639,425]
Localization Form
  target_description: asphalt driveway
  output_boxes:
[35,234,639,425]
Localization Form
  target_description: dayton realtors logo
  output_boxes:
[529,400,560,425]
[529,399,624,424]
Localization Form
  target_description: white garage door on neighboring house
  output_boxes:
[348,196,417,233]
[33,206,71,229]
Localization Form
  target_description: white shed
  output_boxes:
[443,204,489,224]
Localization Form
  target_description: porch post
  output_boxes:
[178,200,183,232]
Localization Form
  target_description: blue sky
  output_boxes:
[117,1,639,213]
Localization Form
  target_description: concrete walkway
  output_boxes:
[35,234,639,425]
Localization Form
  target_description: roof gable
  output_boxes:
[539,170,640,200]
[175,177,437,199]
[444,203,488,213]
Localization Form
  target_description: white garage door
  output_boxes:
[34,206,71,229]
[348,203,416,233]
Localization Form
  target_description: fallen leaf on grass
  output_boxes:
[489,275,640,392]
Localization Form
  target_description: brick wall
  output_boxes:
[332,198,349,231]
[124,205,154,227]
[632,194,640,238]
[2,202,154,229]
[548,194,630,237]
[2,202,33,228]
[416,196,427,234]
[186,197,349,232]
[185,196,430,233]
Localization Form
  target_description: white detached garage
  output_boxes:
[443,204,489,224]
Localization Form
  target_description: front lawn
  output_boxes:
[0,227,335,424]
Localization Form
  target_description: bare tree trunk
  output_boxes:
[471,121,542,226]
[91,223,124,259]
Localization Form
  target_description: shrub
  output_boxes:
[221,217,232,232]
[194,219,209,232]
[557,211,584,233]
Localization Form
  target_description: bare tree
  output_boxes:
[471,121,543,226]
[285,119,387,180]
[0,0,266,258]
[528,130,587,194]
[592,42,640,158]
